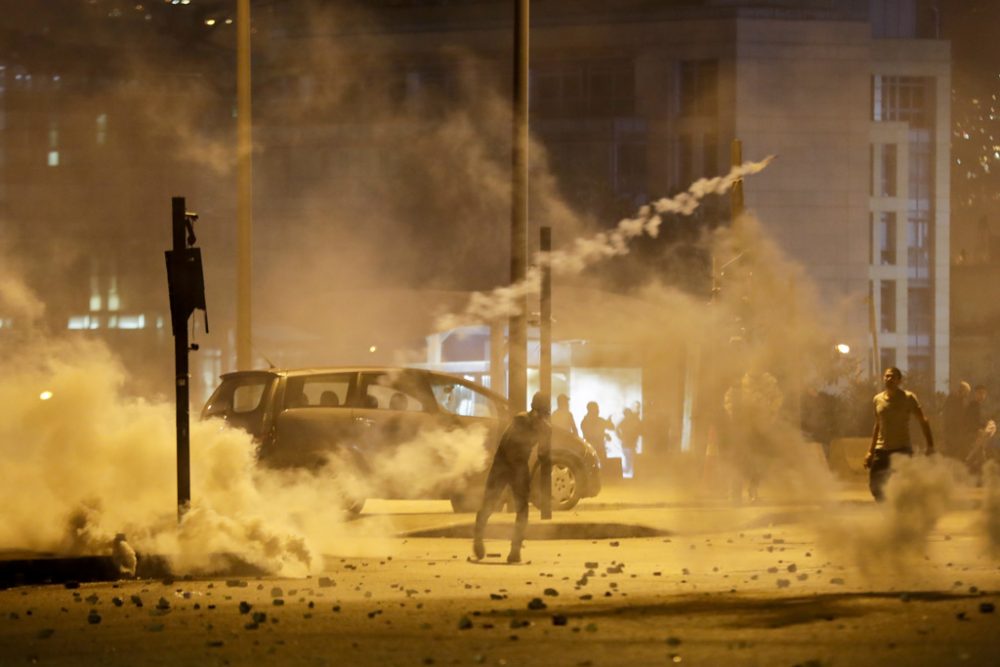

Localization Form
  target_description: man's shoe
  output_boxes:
[472,537,485,560]
[506,545,522,564]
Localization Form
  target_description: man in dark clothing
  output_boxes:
[864,367,935,501]
[472,392,550,564]
[580,401,612,466]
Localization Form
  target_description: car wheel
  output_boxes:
[532,454,583,511]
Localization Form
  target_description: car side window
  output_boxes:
[359,373,430,412]
[430,379,498,418]
[284,373,354,409]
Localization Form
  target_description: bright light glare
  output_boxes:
[835,343,851,355]
[205,18,216,26]
[369,345,377,353]
[39,391,53,401]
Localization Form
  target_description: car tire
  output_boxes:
[531,454,583,512]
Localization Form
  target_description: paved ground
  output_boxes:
[1,480,999,666]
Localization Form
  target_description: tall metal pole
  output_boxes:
[171,197,191,519]
[236,0,253,370]
[508,0,529,412]
[539,226,552,519]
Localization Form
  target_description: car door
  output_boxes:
[353,370,440,497]
[426,374,505,483]
[268,372,358,469]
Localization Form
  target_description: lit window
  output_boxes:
[47,151,59,167]
[117,315,146,330]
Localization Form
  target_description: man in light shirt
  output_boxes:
[864,366,935,501]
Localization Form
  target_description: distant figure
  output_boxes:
[319,390,340,407]
[965,385,992,474]
[551,394,578,437]
[942,380,971,458]
[864,367,935,501]
[472,392,550,564]
[724,371,783,503]
[580,401,613,466]
[616,407,642,478]
[112,533,137,578]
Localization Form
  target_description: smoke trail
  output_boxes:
[436,156,774,330]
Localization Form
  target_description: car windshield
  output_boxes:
[430,378,498,418]
[204,375,271,416]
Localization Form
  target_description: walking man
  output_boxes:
[473,392,551,563]
[864,367,935,501]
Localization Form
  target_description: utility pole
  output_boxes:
[508,0,529,412]
[165,197,208,520]
[236,0,253,370]
[539,226,552,519]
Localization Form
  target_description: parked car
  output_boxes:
[201,367,602,513]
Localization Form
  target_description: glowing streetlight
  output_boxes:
[39,390,53,401]
[835,343,851,355]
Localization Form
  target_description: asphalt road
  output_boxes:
[1,481,999,667]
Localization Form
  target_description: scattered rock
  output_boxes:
[609,541,620,547]
[552,614,568,626]
[84,594,99,605]
[252,611,267,624]
[37,629,55,640]
[584,562,599,569]
[776,579,791,589]
[226,580,248,588]
[273,599,285,607]
[130,595,143,607]
[239,601,252,614]
[829,578,845,585]
[112,597,124,607]
[206,640,224,648]
[666,636,682,646]
[490,593,506,600]
[527,598,547,610]
[156,597,170,611]
[543,588,559,597]
[979,602,995,614]
[146,623,164,632]
[584,622,598,632]
[87,611,101,625]
[270,587,284,598]
[787,564,797,573]
[318,577,335,588]
[458,616,473,630]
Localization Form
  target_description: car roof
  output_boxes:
[219,367,508,402]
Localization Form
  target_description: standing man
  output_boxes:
[551,394,579,437]
[473,392,550,564]
[864,367,935,501]
[580,401,613,466]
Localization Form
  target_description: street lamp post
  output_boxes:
[508,0,529,412]
[236,0,253,370]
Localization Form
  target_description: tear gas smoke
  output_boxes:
[818,456,967,578]
[436,157,775,331]
[0,269,494,575]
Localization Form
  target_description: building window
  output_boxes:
[907,214,930,278]
[679,60,718,118]
[907,285,932,337]
[872,75,933,128]
[532,59,634,117]
[880,347,897,372]
[879,144,897,196]
[876,211,897,265]
[880,280,896,333]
